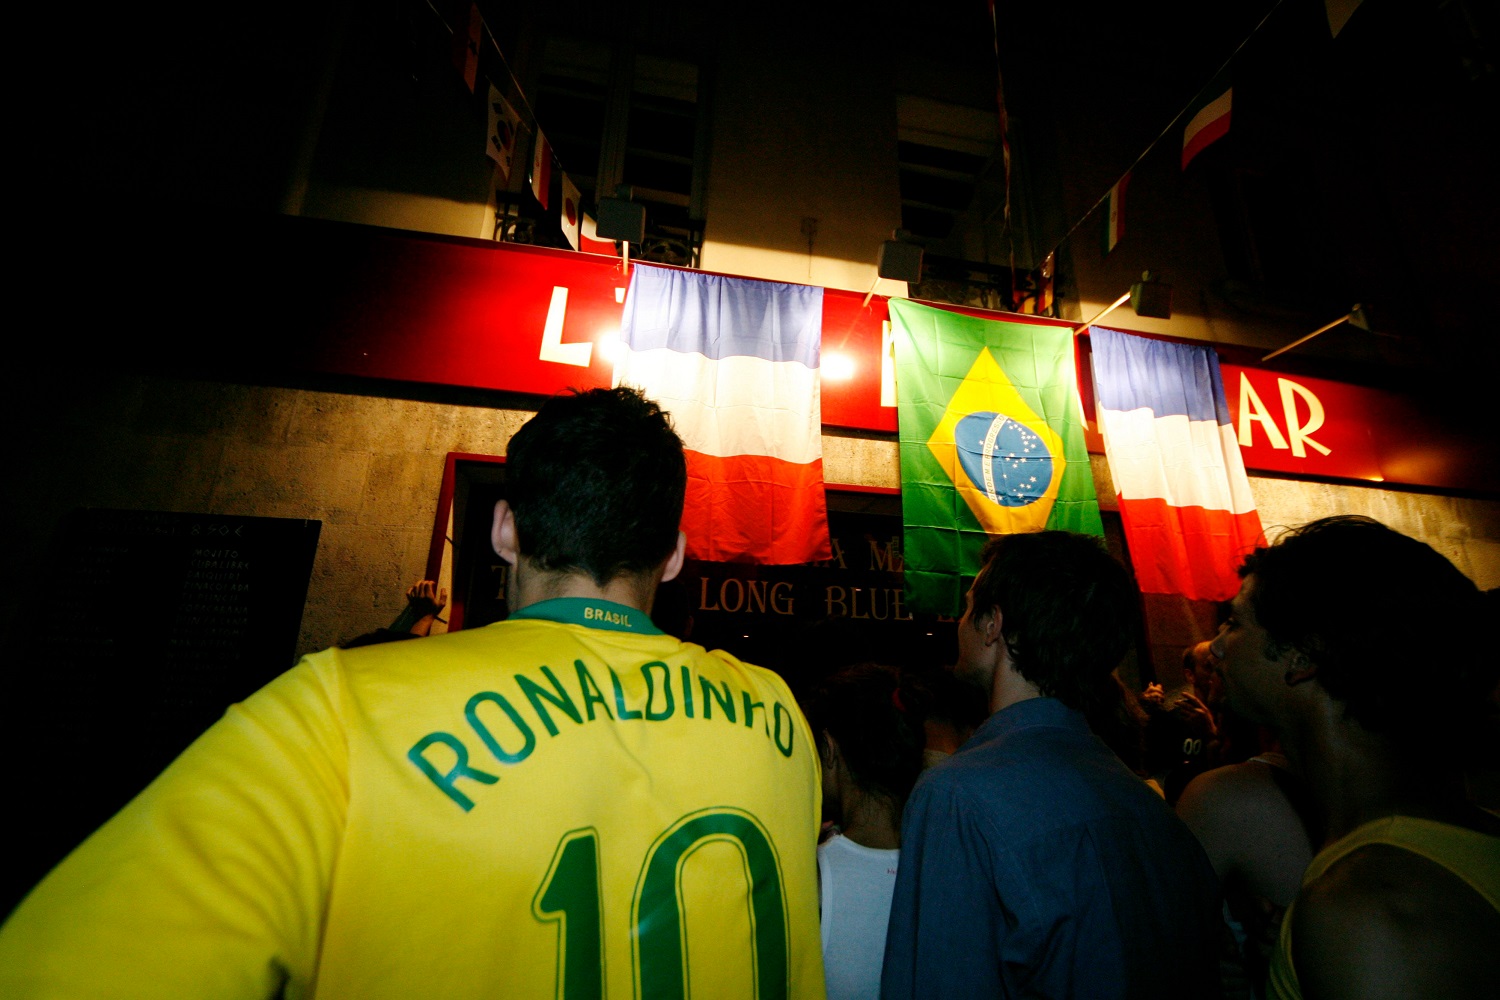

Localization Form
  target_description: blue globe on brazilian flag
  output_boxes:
[890,298,1103,615]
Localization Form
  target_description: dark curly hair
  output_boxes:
[505,386,686,585]
[1240,515,1490,744]
[803,663,927,810]
[971,531,1140,718]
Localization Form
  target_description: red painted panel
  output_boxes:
[279,226,623,395]
[818,289,893,431]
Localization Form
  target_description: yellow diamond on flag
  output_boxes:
[927,347,1066,535]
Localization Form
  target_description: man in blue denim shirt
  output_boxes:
[882,532,1222,999]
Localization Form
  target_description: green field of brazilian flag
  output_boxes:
[890,299,1103,615]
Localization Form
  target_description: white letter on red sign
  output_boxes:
[538,287,592,367]
[1278,378,1331,458]
[880,320,896,408]
[1237,372,1289,451]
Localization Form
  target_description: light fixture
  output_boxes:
[1261,304,1370,361]
[822,351,857,381]
[1074,271,1173,333]
[597,330,625,364]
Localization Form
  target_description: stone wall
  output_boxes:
[6,373,532,659]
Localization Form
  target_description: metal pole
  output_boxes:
[1261,313,1351,361]
[1074,292,1132,335]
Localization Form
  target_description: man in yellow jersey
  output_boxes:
[0,386,827,1000]
[1211,516,1500,1000]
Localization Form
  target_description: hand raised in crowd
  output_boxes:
[406,579,448,618]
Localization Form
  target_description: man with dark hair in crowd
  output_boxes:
[1,386,827,999]
[1213,515,1499,1000]
[882,531,1222,999]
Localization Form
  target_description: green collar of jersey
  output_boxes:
[510,597,663,635]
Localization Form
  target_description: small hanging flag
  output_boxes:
[530,129,552,210]
[1103,173,1130,255]
[560,173,581,250]
[1037,251,1055,315]
[485,86,521,180]
[579,213,616,255]
[986,0,1013,228]
[451,3,482,94]
[1182,69,1232,170]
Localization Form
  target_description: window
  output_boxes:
[514,37,708,266]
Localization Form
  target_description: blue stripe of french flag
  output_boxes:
[1090,328,1263,602]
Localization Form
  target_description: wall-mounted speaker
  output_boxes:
[878,240,923,284]
[596,198,645,244]
[1130,277,1173,319]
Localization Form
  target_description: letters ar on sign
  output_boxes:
[1221,365,1381,481]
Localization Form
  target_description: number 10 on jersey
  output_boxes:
[532,808,791,1000]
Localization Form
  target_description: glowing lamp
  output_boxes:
[822,351,856,381]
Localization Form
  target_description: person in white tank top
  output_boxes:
[805,664,926,1000]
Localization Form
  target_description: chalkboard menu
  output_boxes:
[9,509,320,910]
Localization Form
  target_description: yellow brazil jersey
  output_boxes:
[0,598,827,1000]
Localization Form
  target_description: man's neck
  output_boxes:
[1284,699,1477,844]
[511,565,658,616]
[990,659,1043,714]
[838,786,902,850]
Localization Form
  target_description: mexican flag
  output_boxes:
[1181,68,1232,170]
[891,299,1103,615]
[1103,172,1129,255]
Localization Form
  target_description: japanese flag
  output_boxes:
[561,173,581,250]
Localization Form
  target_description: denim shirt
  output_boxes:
[881,697,1223,999]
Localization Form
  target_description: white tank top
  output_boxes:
[818,833,901,1000]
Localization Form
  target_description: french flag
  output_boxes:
[614,264,831,564]
[1089,328,1262,602]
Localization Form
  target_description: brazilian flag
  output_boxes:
[891,299,1103,614]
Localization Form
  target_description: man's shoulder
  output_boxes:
[907,727,1090,824]
[916,719,1190,838]
[1311,820,1500,907]
[1294,838,1500,998]
[1177,759,1297,831]
[933,717,1129,794]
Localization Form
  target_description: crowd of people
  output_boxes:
[2,385,1496,999]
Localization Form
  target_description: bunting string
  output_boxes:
[1037,0,1289,265]
[418,0,538,123]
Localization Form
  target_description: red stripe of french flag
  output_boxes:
[684,453,829,565]
[1116,499,1263,601]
